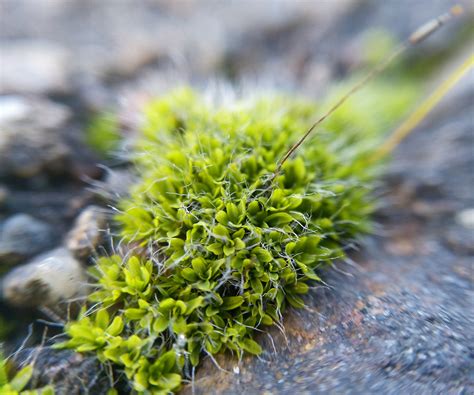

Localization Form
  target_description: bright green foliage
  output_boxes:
[85,112,121,157]
[60,86,417,394]
[0,352,54,395]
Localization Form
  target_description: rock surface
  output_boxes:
[1,247,87,308]
[14,348,110,395]
[0,214,56,266]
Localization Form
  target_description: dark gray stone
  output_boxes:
[0,214,55,266]
[13,348,112,395]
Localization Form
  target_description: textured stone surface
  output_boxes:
[14,348,110,395]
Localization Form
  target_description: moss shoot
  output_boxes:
[0,351,54,395]
[59,85,417,394]
[85,112,121,157]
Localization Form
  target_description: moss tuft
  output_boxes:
[0,351,54,394]
[59,86,417,394]
[85,112,121,157]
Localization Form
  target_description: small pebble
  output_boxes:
[455,208,474,230]
[1,247,87,308]
[66,205,107,260]
[0,96,30,123]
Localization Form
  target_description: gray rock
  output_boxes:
[14,348,111,395]
[0,40,70,94]
[66,205,108,260]
[1,247,87,308]
[0,214,55,266]
[0,96,71,178]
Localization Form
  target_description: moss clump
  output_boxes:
[59,86,416,394]
[0,352,54,395]
[85,112,121,157]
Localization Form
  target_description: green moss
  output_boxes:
[0,351,54,394]
[85,112,121,157]
[59,84,417,394]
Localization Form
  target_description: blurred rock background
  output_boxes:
[0,0,472,394]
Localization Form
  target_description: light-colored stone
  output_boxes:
[66,205,108,260]
[1,247,87,308]
[0,41,70,94]
[0,96,30,123]
[455,208,474,230]
[0,96,71,178]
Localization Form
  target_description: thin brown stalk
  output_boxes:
[275,5,464,175]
